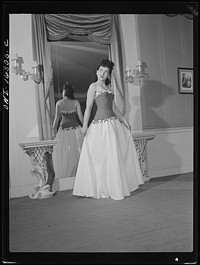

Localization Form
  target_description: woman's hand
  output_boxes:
[123,120,131,131]
[80,126,87,136]
[52,131,56,140]
[52,127,57,139]
[112,101,131,132]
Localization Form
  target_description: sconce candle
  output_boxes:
[125,61,149,85]
[12,54,18,67]
[11,54,43,84]
[136,61,142,66]
[136,61,142,73]
[125,65,131,77]
[32,61,38,74]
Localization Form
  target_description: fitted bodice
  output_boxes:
[93,90,116,122]
[60,110,81,130]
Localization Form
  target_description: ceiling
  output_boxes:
[50,37,108,100]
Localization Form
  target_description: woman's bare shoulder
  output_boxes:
[89,82,97,88]
[56,99,62,106]
[75,99,81,106]
[88,82,97,93]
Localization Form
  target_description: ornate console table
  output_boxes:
[19,134,154,198]
[132,132,155,182]
[19,140,57,199]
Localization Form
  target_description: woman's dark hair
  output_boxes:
[96,58,115,85]
[63,81,75,99]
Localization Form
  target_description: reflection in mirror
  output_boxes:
[50,36,108,125]
[52,81,84,180]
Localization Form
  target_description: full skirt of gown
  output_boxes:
[73,117,144,200]
[52,127,83,179]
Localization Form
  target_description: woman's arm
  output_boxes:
[112,100,131,131]
[76,100,83,124]
[81,83,96,135]
[52,101,61,137]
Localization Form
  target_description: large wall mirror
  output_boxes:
[50,35,109,124]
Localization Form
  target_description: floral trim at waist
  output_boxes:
[92,116,117,124]
[59,125,81,131]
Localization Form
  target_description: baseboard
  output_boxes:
[9,177,76,198]
[148,165,193,178]
[9,184,37,199]
[53,177,75,192]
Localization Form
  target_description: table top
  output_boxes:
[131,132,155,140]
[19,140,57,149]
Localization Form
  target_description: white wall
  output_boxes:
[9,14,39,198]
[146,127,193,178]
[119,14,193,180]
[137,15,193,129]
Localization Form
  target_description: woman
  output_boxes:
[73,59,144,200]
[52,81,84,180]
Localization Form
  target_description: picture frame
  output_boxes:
[177,67,193,94]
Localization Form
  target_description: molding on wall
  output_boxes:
[10,184,36,199]
[143,126,193,134]
[146,126,193,178]
[149,166,193,178]
[10,177,76,198]
[53,177,75,192]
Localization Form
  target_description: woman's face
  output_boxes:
[97,66,110,82]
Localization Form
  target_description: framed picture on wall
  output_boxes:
[177,67,193,94]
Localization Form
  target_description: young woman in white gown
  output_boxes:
[52,82,84,180]
[73,59,144,200]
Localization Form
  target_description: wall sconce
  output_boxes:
[11,54,43,84]
[125,61,149,86]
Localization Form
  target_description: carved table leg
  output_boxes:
[24,147,55,199]
[133,138,150,182]
[31,167,46,191]
[44,151,55,191]
[144,146,150,182]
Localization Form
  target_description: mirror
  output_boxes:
[50,35,108,124]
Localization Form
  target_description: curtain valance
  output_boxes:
[44,14,112,45]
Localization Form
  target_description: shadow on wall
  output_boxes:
[124,82,130,123]
[134,79,182,177]
[139,79,175,129]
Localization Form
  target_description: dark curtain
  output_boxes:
[32,14,55,140]
[44,14,111,45]
[109,15,126,114]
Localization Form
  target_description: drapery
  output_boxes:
[32,14,55,140]
[32,14,125,140]
[44,14,111,45]
[109,15,126,114]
